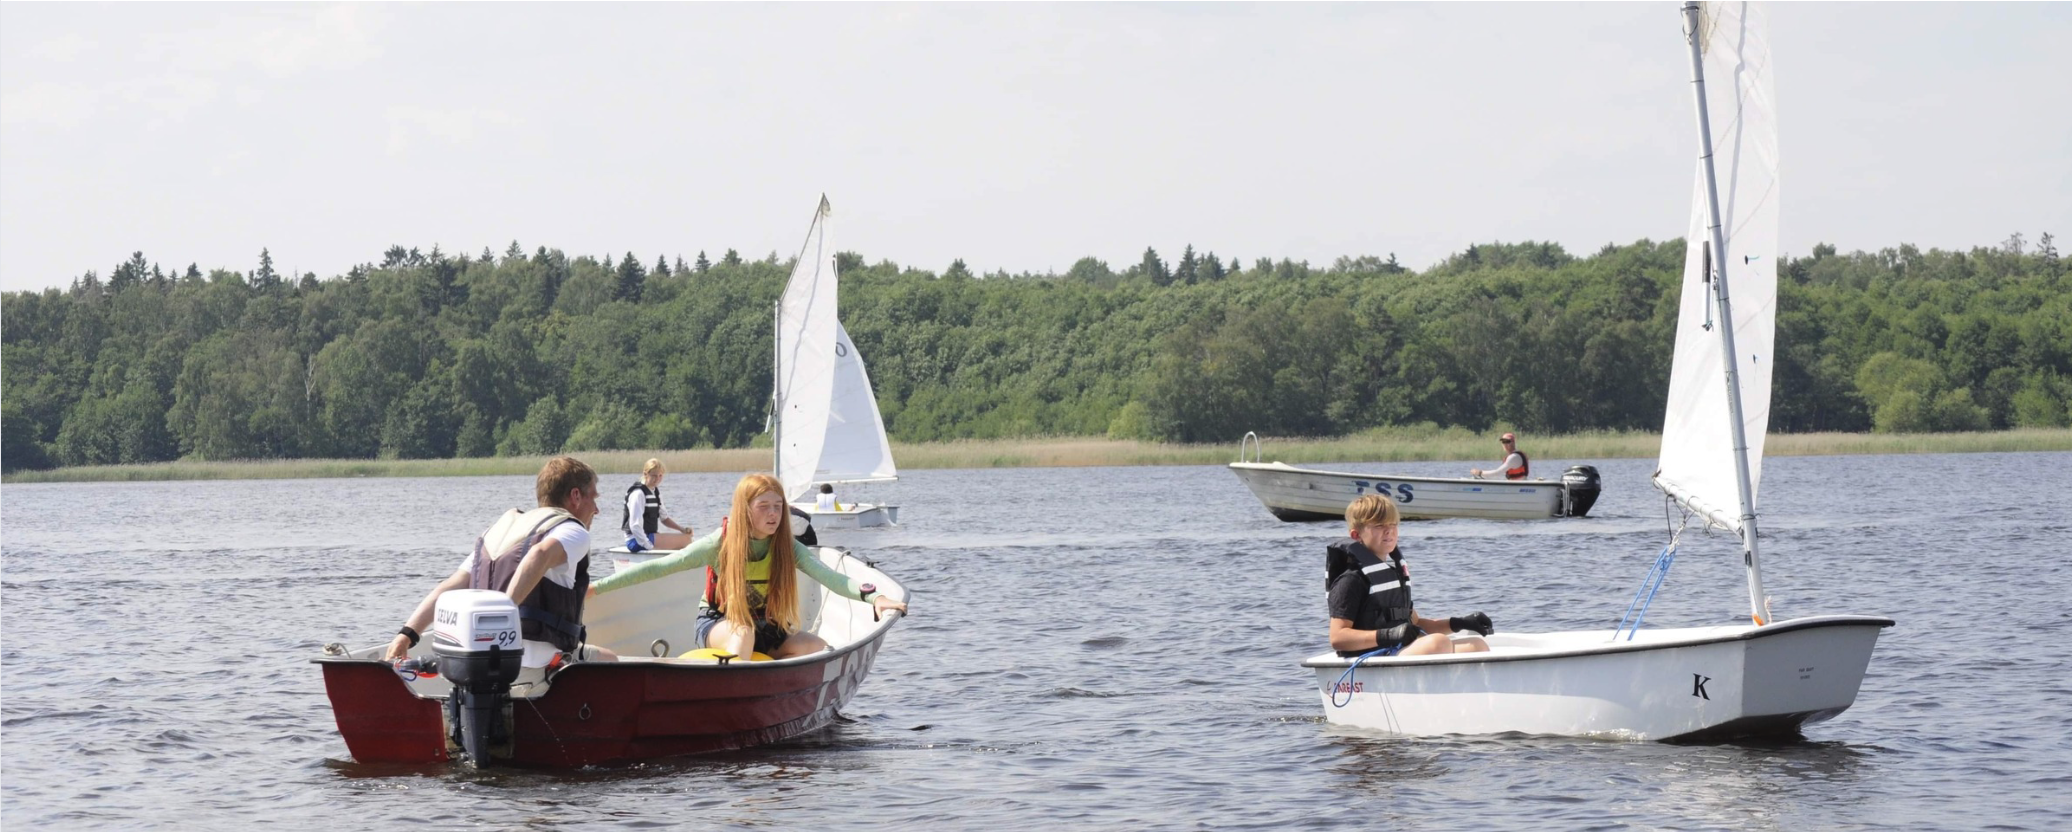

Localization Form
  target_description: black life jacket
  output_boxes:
[1325,539,1415,633]
[469,507,589,652]
[621,483,661,535]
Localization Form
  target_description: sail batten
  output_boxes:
[1657,1,1777,535]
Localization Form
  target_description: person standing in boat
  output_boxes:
[590,473,904,659]
[1470,431,1529,480]
[1327,494,1493,657]
[384,456,619,666]
[622,458,693,553]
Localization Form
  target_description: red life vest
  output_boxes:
[1506,451,1530,480]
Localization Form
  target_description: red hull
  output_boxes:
[317,636,886,767]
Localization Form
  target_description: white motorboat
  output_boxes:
[1311,2,1890,741]
[773,197,901,528]
[1229,432,1599,521]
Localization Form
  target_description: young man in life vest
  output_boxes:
[1327,494,1493,657]
[383,456,620,667]
[1470,431,1530,480]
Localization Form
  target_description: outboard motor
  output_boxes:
[1562,465,1603,517]
[431,589,523,766]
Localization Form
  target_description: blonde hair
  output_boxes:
[717,473,800,632]
[1345,494,1400,530]
[642,458,664,477]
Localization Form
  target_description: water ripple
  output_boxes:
[4,455,2071,829]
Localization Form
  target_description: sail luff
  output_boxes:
[1669,0,1776,624]
[774,197,838,504]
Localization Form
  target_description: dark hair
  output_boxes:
[536,456,597,508]
[819,483,833,493]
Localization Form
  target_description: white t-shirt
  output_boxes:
[454,520,592,667]
[815,492,838,511]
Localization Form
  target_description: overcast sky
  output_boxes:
[2,2,2066,292]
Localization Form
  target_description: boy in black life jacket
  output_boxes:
[1326,494,1494,657]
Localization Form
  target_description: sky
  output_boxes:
[1,2,2066,293]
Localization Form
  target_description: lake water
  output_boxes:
[4,452,2069,830]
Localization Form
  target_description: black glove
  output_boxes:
[1448,612,1494,636]
[1376,622,1422,650]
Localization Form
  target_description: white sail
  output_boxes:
[815,322,898,487]
[775,196,838,503]
[1657,1,1778,534]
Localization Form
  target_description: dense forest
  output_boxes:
[2,232,2066,473]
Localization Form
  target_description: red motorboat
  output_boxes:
[315,546,904,767]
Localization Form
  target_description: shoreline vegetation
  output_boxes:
[7,427,2067,484]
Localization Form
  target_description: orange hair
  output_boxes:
[717,473,800,632]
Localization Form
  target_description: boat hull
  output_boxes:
[317,548,903,767]
[1230,462,1565,522]
[1304,615,1892,741]
[793,502,898,529]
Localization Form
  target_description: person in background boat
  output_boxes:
[590,473,904,659]
[383,456,620,666]
[623,458,693,553]
[814,483,839,511]
[1327,494,1493,658]
[1470,432,1529,480]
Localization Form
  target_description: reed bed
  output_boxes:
[6,428,2067,484]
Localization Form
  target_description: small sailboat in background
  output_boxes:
[1307,1,1891,741]
[773,196,901,529]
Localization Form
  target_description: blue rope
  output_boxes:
[1615,541,1679,641]
[1330,645,1400,708]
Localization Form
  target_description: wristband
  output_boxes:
[858,582,877,603]
[398,626,420,648]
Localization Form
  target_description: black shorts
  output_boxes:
[698,609,791,656]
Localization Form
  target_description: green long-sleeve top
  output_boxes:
[592,530,872,605]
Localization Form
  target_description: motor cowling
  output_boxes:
[1562,465,1602,517]
[430,589,522,766]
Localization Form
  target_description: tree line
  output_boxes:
[3,233,2066,473]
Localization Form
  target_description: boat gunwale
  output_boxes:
[310,599,907,694]
[1300,614,1894,670]
[1228,461,1562,488]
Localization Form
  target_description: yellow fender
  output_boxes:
[679,647,774,663]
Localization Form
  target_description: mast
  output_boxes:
[1681,1,1769,625]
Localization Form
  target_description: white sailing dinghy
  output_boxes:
[774,196,900,530]
[1304,2,1890,741]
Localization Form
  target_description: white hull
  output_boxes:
[1305,615,1892,741]
[1230,461,1564,522]
[792,502,899,529]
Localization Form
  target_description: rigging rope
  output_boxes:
[1330,646,1402,733]
[1617,507,1692,642]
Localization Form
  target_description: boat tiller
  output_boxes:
[430,590,522,766]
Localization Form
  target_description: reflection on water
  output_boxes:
[3,452,2069,829]
[1326,735,1451,795]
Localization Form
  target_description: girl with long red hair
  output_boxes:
[591,473,905,658]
